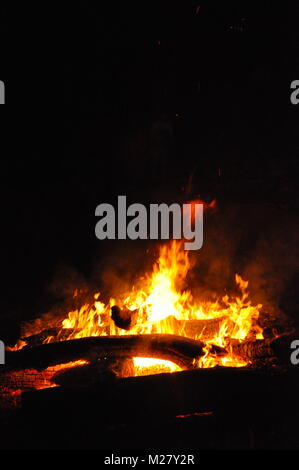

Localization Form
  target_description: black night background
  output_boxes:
[0,1,299,452]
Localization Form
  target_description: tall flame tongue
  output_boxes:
[54,240,263,375]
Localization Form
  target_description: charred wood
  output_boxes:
[22,366,298,425]
[4,334,206,372]
[52,358,135,388]
[229,333,299,365]
[21,328,76,348]
[166,315,230,340]
[111,306,138,330]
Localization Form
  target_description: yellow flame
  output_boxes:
[43,240,263,375]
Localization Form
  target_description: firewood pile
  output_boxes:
[0,301,297,415]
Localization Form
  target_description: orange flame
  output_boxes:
[30,240,263,375]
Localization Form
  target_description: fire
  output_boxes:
[17,239,263,377]
[184,198,216,223]
[133,358,181,375]
[123,241,192,324]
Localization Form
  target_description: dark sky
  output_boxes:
[0,2,298,328]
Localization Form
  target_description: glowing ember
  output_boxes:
[133,358,181,375]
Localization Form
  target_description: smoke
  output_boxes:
[91,239,158,304]
[46,264,90,301]
[241,205,299,325]
[89,200,299,330]
[190,202,299,326]
[20,199,299,337]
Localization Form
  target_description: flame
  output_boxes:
[6,340,27,351]
[20,240,263,376]
[183,199,216,223]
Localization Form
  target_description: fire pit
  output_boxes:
[1,239,296,407]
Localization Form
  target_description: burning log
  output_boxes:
[52,358,135,387]
[20,328,76,348]
[111,306,138,330]
[22,366,298,428]
[163,315,230,340]
[4,334,207,372]
[110,306,229,340]
[182,318,229,339]
[229,339,274,362]
[229,333,299,365]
